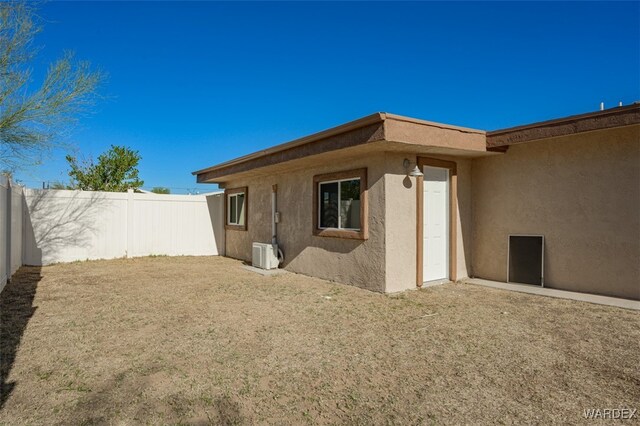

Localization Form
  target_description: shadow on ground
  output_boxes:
[0,267,42,409]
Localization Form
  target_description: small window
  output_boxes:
[225,187,247,230]
[319,179,361,230]
[313,168,368,239]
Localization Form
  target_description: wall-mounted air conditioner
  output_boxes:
[252,242,280,270]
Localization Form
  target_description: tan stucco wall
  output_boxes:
[384,153,473,292]
[384,118,486,152]
[224,154,387,292]
[383,153,417,293]
[471,125,640,300]
[454,157,473,281]
[224,151,474,294]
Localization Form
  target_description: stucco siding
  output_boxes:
[454,158,473,280]
[384,153,418,292]
[384,153,473,292]
[224,154,387,292]
[471,125,640,300]
[384,119,486,152]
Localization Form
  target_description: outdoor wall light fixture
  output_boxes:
[404,158,423,177]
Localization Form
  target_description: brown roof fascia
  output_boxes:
[195,118,386,183]
[487,103,640,147]
[193,112,487,183]
[193,113,385,180]
[383,113,485,135]
[487,145,509,153]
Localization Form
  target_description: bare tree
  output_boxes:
[0,2,105,172]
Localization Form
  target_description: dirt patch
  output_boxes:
[1,256,638,424]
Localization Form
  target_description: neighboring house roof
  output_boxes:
[193,104,640,183]
[486,103,640,148]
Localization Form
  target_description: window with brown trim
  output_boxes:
[313,168,368,240]
[225,187,248,231]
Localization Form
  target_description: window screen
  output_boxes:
[318,178,360,230]
[227,192,246,226]
[319,182,339,228]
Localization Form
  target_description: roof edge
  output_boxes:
[192,112,487,176]
[487,103,640,147]
[384,113,485,135]
[488,103,640,137]
[192,112,385,176]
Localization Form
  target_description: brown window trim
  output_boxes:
[416,157,457,287]
[224,186,248,231]
[312,168,368,240]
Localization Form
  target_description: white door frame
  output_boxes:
[422,165,450,283]
[416,157,457,287]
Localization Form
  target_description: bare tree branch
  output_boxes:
[0,1,105,172]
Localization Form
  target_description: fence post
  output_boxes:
[126,188,134,258]
[5,179,11,283]
[21,187,25,269]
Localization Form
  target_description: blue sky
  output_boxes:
[17,1,640,193]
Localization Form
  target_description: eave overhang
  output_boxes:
[487,103,640,148]
[193,113,486,184]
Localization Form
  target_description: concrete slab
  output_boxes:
[241,265,288,276]
[465,278,640,311]
[422,279,451,288]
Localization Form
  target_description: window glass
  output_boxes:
[236,193,245,226]
[229,194,237,224]
[340,179,361,229]
[319,182,339,228]
[318,178,361,230]
[227,192,245,226]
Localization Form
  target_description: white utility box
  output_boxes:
[252,242,280,270]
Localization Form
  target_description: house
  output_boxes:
[193,104,640,300]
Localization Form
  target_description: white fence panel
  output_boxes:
[10,184,23,276]
[130,193,224,257]
[0,176,7,290]
[22,189,224,266]
[0,177,24,288]
[23,189,128,265]
[206,193,225,256]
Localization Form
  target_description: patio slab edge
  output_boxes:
[465,278,640,311]
[241,265,289,276]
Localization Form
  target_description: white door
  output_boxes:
[423,166,449,282]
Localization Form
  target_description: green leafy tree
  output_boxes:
[66,145,144,192]
[151,187,170,194]
[0,2,105,172]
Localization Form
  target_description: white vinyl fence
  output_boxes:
[1,177,25,292]
[1,184,225,289]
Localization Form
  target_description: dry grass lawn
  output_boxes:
[0,256,638,425]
